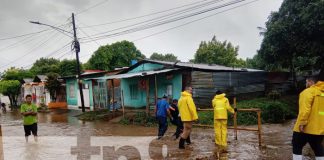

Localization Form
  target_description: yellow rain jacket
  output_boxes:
[293,81,324,135]
[212,93,234,120]
[178,91,198,122]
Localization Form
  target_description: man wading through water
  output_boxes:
[21,94,38,142]
[178,86,198,149]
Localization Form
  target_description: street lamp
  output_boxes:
[29,13,86,112]
[29,21,73,38]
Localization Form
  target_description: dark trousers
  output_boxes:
[171,117,183,137]
[292,131,324,156]
[24,123,38,137]
[157,116,168,137]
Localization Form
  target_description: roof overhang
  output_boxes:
[86,68,178,81]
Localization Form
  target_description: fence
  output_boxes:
[195,98,262,146]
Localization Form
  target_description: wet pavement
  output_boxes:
[0,109,316,160]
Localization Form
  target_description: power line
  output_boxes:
[0,22,71,41]
[132,0,261,42]
[76,0,110,15]
[0,29,49,41]
[0,32,44,52]
[81,0,247,42]
[57,50,73,60]
[21,42,71,69]
[0,22,71,52]
[79,0,210,28]
[0,30,61,70]
[80,0,226,38]
[76,18,102,46]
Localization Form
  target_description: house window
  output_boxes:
[166,84,173,97]
[69,84,75,98]
[83,83,89,89]
[129,84,138,100]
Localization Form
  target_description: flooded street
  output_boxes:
[0,109,314,160]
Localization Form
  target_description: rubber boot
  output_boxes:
[292,154,302,160]
[179,138,185,149]
[186,135,191,145]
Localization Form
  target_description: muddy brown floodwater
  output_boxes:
[0,109,316,160]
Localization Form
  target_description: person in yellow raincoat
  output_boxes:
[178,86,198,149]
[212,90,237,152]
[292,74,324,160]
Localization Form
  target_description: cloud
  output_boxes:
[0,0,283,72]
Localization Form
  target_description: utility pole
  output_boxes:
[72,13,86,112]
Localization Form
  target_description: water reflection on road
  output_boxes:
[0,109,315,160]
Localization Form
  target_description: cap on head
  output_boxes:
[215,90,223,95]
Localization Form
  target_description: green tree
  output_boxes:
[87,40,145,71]
[245,54,265,70]
[1,67,34,82]
[59,59,80,77]
[45,73,61,102]
[149,53,178,62]
[193,36,246,67]
[258,0,324,74]
[30,58,60,75]
[0,80,21,108]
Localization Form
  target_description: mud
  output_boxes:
[0,109,316,160]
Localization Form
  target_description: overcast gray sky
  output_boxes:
[0,0,283,72]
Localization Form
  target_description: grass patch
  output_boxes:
[119,112,157,127]
[198,97,298,126]
[77,109,111,121]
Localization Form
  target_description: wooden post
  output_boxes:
[111,79,115,112]
[0,125,3,160]
[154,75,158,107]
[121,90,125,118]
[257,111,262,146]
[146,78,150,117]
[233,97,238,140]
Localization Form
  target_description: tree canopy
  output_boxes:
[257,0,324,73]
[59,59,80,77]
[149,53,178,62]
[193,36,246,67]
[30,58,60,75]
[45,73,61,102]
[1,67,34,82]
[0,80,21,107]
[87,40,145,71]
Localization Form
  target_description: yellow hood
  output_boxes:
[181,91,192,97]
[313,81,324,92]
[214,93,226,100]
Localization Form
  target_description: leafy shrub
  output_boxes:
[119,112,157,127]
[198,111,214,125]
[267,90,281,100]
[197,97,297,126]
[78,109,110,121]
[119,117,130,125]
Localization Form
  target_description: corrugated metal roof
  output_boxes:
[141,59,264,72]
[88,68,178,80]
[22,78,33,83]
[35,75,47,81]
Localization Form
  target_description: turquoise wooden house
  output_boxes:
[91,62,182,114]
[88,59,265,114]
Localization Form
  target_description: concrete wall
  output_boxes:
[66,79,94,110]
